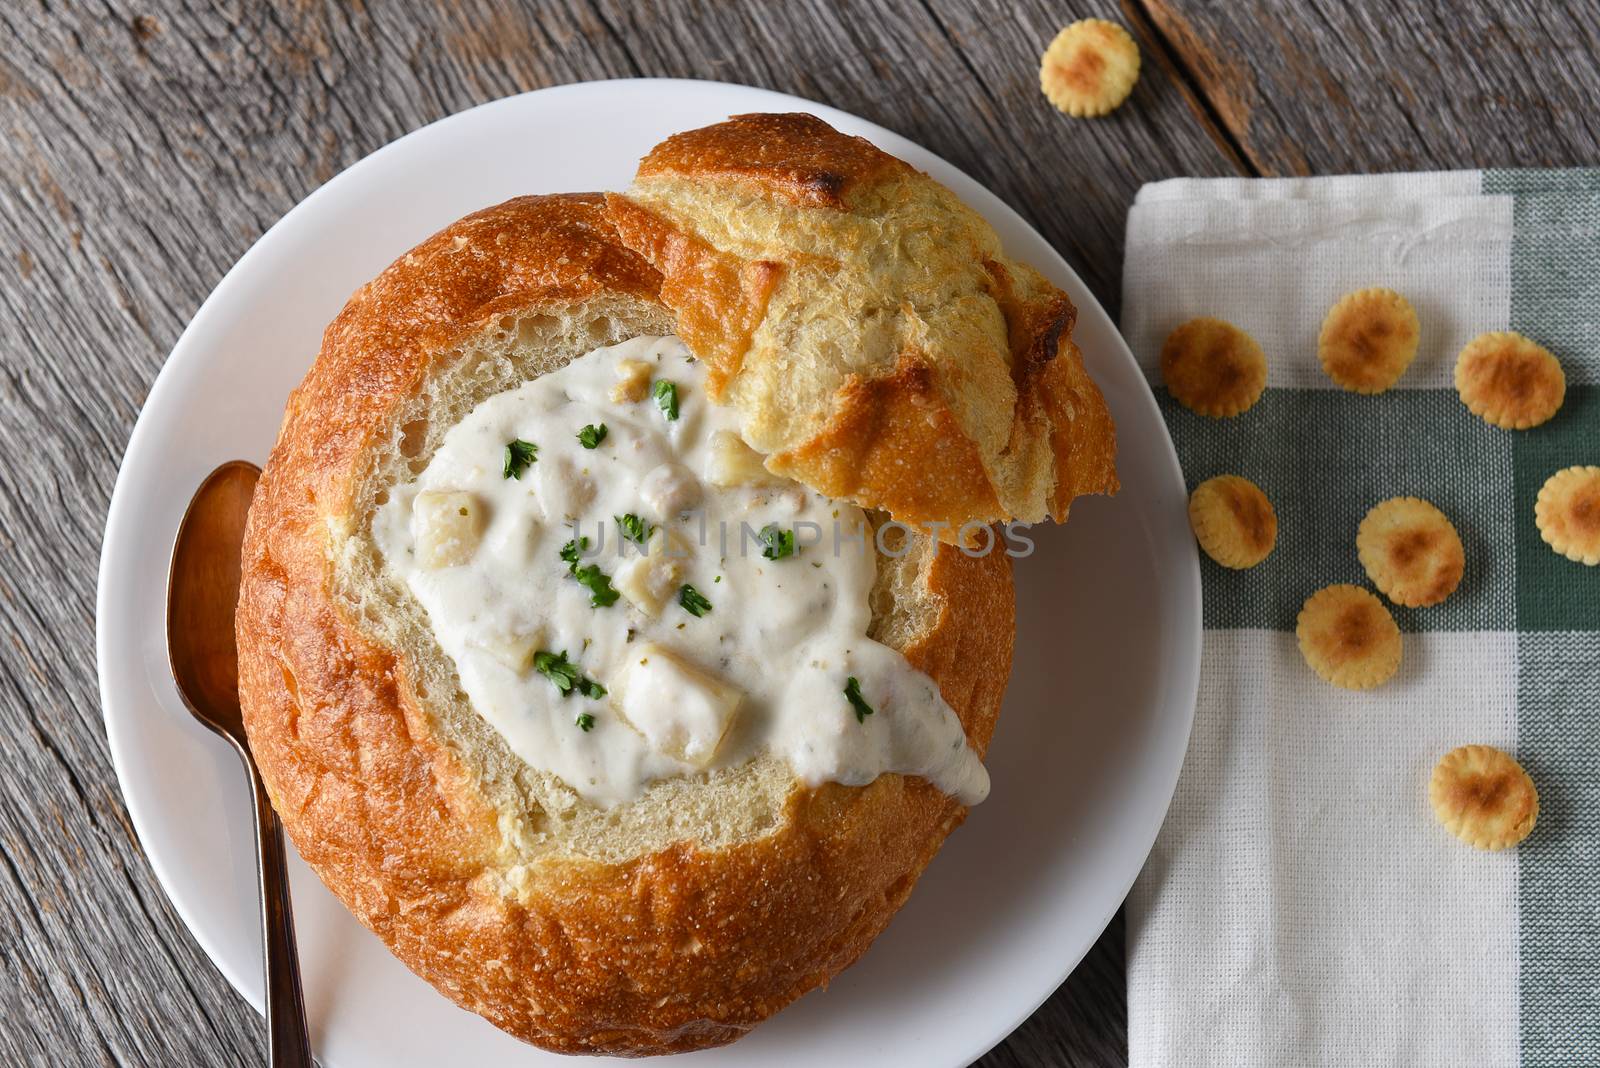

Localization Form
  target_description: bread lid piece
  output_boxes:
[606,112,1118,541]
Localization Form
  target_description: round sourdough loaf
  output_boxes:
[606,112,1118,541]
[236,193,1015,1054]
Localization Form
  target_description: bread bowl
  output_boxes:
[236,191,1021,1055]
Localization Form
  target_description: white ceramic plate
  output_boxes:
[98,79,1199,1067]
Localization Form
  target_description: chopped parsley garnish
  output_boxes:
[576,423,608,449]
[560,537,589,570]
[502,439,538,479]
[533,650,607,700]
[616,512,654,548]
[678,584,712,617]
[575,711,596,732]
[559,537,618,607]
[843,676,875,724]
[572,563,618,607]
[652,379,679,421]
[759,523,798,561]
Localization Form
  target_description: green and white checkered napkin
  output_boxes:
[1120,172,1599,1066]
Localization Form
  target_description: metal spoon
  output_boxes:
[167,460,314,1068]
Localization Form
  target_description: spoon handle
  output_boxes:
[247,759,315,1068]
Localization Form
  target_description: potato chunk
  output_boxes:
[705,430,786,488]
[470,627,542,674]
[413,491,485,568]
[610,358,653,403]
[536,456,596,523]
[614,527,688,617]
[610,644,742,766]
[640,462,702,516]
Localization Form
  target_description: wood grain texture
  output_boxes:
[1138,0,1600,176]
[3,0,1595,1066]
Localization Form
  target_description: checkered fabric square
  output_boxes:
[1122,172,1599,1067]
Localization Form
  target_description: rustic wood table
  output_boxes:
[6,1,1596,1064]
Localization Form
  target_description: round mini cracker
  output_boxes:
[1356,497,1465,607]
[1295,584,1402,690]
[1535,465,1600,565]
[1188,475,1277,569]
[1317,287,1420,393]
[1429,744,1538,851]
[1454,331,1566,429]
[1039,19,1140,118]
[1160,317,1268,418]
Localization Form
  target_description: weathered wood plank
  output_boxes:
[909,0,1240,311]
[0,1,1238,1065]
[576,0,1241,314]
[1139,0,1600,176]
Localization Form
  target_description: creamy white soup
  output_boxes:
[373,335,989,807]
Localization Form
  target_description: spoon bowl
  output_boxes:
[167,460,258,741]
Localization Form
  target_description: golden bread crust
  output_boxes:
[637,110,907,208]
[236,193,1015,1055]
[607,113,1117,540]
